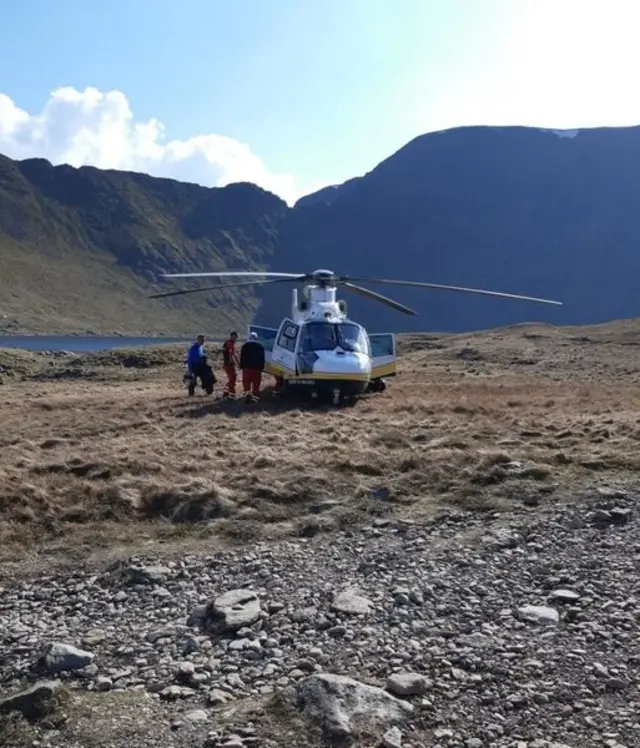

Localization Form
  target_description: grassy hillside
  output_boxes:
[0,154,288,336]
[2,317,640,562]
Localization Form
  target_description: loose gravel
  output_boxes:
[1,490,638,747]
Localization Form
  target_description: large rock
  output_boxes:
[37,642,95,673]
[295,673,414,741]
[205,589,262,632]
[0,680,65,721]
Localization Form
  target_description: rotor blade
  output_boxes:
[161,271,306,280]
[148,277,296,299]
[341,281,417,315]
[341,277,563,305]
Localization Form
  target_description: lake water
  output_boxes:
[0,336,189,352]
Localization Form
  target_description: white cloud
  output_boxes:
[0,86,303,206]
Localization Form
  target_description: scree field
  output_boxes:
[1,322,639,748]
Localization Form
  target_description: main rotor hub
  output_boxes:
[309,269,337,287]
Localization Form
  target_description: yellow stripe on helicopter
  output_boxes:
[265,360,393,382]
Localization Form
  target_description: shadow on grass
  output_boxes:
[173,384,363,419]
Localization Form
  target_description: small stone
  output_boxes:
[331,589,373,615]
[207,689,233,706]
[81,628,106,647]
[592,509,613,525]
[610,507,632,524]
[95,676,112,692]
[220,738,244,748]
[328,625,347,638]
[549,589,580,603]
[178,661,195,676]
[382,725,403,748]
[605,677,627,691]
[515,605,560,625]
[160,685,183,701]
[386,672,432,697]
[206,589,262,632]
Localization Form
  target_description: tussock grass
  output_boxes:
[2,321,640,569]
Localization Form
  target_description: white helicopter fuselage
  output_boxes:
[157,265,562,403]
[248,283,396,398]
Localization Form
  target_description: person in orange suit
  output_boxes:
[221,331,239,399]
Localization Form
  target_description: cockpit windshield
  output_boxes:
[299,322,369,354]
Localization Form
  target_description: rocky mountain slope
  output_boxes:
[3,124,640,335]
[0,154,287,336]
[280,125,640,334]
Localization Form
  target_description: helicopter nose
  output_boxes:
[313,350,370,377]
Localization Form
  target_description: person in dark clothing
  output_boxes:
[240,331,265,403]
[186,334,215,395]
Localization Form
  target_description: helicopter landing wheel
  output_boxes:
[368,378,386,393]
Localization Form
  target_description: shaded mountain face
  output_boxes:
[275,125,640,334]
[292,176,363,209]
[2,124,640,336]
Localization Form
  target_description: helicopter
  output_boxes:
[150,268,563,404]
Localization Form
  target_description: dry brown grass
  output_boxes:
[2,319,640,573]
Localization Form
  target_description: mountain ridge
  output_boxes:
[0,152,288,336]
[2,122,640,336]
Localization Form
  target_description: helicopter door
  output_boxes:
[247,324,278,370]
[368,333,397,378]
[271,319,300,376]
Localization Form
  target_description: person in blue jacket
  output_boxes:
[185,334,215,395]
[188,335,206,369]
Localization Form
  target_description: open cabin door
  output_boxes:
[368,333,397,378]
[271,319,299,376]
[248,321,300,378]
[247,324,278,371]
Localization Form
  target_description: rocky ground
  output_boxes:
[2,323,640,746]
[1,489,638,747]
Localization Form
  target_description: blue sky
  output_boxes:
[0,0,637,204]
